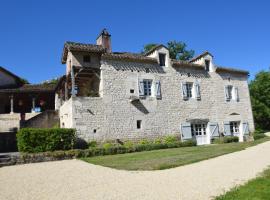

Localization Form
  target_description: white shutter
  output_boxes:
[242,122,249,135]
[208,122,219,137]
[155,80,161,99]
[181,82,188,100]
[224,85,230,102]
[223,121,231,136]
[181,122,192,140]
[138,79,144,97]
[234,87,239,102]
[195,81,201,100]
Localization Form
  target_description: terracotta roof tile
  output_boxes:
[102,52,158,63]
[61,41,106,64]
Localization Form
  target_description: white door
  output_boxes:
[191,123,208,145]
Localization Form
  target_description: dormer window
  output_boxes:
[83,55,91,63]
[159,53,166,67]
[205,59,210,71]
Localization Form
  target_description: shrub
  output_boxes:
[153,138,162,144]
[164,135,178,144]
[223,136,239,143]
[139,139,151,145]
[88,141,97,148]
[17,128,76,153]
[123,141,134,149]
[253,133,266,140]
[102,143,113,149]
[74,138,88,149]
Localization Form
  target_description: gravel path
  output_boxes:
[1,141,270,200]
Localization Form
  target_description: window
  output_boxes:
[191,124,207,136]
[159,53,166,67]
[143,80,152,96]
[186,83,193,99]
[205,60,210,71]
[137,120,142,129]
[230,121,240,134]
[225,85,233,101]
[83,55,91,63]
[130,89,134,94]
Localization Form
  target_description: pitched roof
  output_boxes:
[61,41,106,64]
[215,66,249,75]
[0,83,56,93]
[0,66,23,86]
[171,60,205,70]
[102,52,158,64]
[189,51,213,63]
[144,44,168,56]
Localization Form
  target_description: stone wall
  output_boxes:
[0,114,20,132]
[60,57,254,142]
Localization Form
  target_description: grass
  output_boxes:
[81,137,270,171]
[215,168,270,200]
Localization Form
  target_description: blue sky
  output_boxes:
[0,0,269,83]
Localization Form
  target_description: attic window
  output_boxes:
[205,60,210,71]
[83,55,91,63]
[159,53,166,67]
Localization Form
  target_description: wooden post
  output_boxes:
[70,65,76,97]
[10,95,14,114]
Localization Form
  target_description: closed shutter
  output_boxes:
[195,81,201,100]
[138,79,144,97]
[223,121,231,136]
[155,80,161,99]
[224,85,230,102]
[208,122,219,137]
[242,122,249,135]
[181,82,188,100]
[181,122,192,140]
[234,87,239,102]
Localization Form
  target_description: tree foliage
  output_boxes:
[142,41,195,61]
[249,71,270,130]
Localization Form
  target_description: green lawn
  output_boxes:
[81,137,270,170]
[215,168,270,200]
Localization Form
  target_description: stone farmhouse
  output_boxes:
[55,29,254,145]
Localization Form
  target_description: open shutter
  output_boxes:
[224,85,230,102]
[138,79,144,97]
[208,122,219,137]
[234,87,239,102]
[181,82,188,100]
[242,122,249,135]
[181,122,192,140]
[155,80,161,99]
[223,121,231,136]
[195,81,201,100]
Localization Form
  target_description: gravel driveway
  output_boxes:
[1,141,270,200]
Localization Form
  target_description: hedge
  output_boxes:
[17,128,76,153]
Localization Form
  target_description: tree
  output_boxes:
[19,78,29,84]
[142,43,159,53]
[249,71,270,130]
[142,41,195,61]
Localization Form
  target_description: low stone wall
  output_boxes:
[0,114,20,132]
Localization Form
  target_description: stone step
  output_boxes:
[0,157,11,163]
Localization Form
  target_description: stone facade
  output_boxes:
[59,45,254,144]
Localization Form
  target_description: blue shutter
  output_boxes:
[155,80,161,99]
[223,121,231,136]
[181,82,188,100]
[195,81,201,100]
[242,122,249,135]
[208,122,219,137]
[181,122,192,140]
[138,79,144,97]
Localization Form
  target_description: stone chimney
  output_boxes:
[96,28,111,53]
